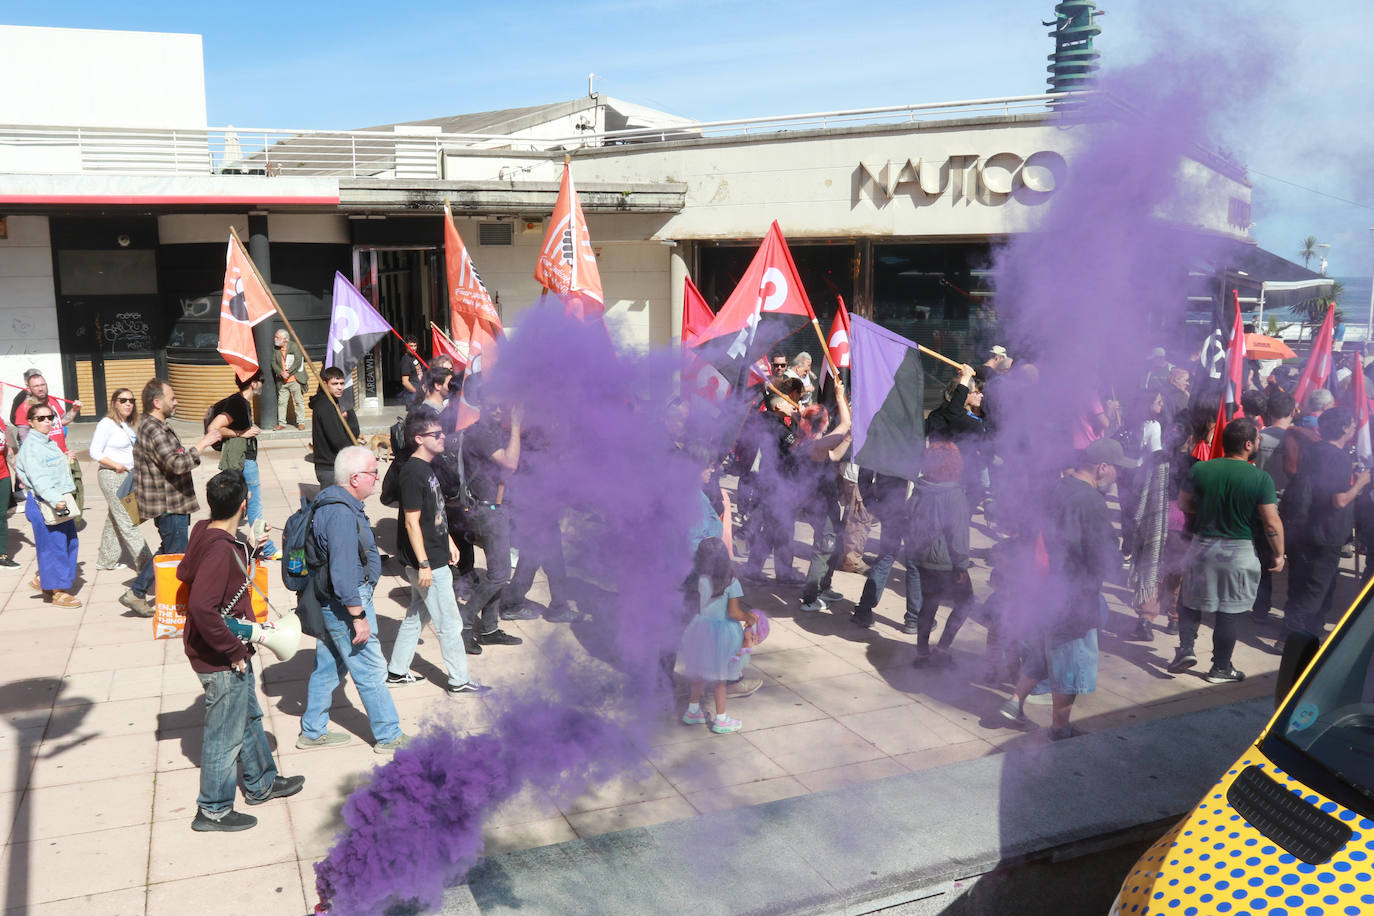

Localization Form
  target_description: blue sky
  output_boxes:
[7,0,1373,279]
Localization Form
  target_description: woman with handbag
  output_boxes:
[14,403,81,607]
[90,388,150,574]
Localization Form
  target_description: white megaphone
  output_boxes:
[224,613,302,662]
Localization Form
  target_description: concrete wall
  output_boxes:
[0,216,63,399]
[445,118,1252,244]
[451,213,673,350]
[0,26,206,129]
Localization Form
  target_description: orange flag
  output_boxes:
[431,324,467,370]
[219,233,276,381]
[444,204,502,338]
[535,160,605,321]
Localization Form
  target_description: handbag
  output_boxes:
[219,436,248,471]
[38,492,81,526]
[115,471,141,526]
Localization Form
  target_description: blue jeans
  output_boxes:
[242,459,278,557]
[390,565,470,688]
[854,518,921,626]
[196,660,276,815]
[25,493,78,591]
[132,512,190,597]
[302,583,401,743]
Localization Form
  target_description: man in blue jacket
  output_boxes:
[296,446,408,755]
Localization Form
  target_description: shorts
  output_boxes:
[1021,628,1098,695]
[1179,536,1260,614]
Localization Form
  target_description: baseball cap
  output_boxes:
[989,345,1008,357]
[22,368,42,382]
[1083,438,1139,468]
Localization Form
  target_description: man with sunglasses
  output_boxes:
[12,369,81,453]
[385,412,491,695]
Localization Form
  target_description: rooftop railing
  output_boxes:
[0,93,1082,179]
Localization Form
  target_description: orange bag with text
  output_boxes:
[152,554,268,639]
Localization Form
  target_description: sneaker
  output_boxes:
[818,588,844,603]
[799,598,826,613]
[851,612,874,629]
[1048,725,1086,741]
[901,623,920,635]
[244,775,306,805]
[997,698,1027,724]
[1025,691,1054,706]
[1127,618,1154,642]
[478,628,523,646]
[0,555,18,569]
[1204,666,1246,684]
[682,708,709,726]
[725,676,763,699]
[295,731,351,750]
[544,606,580,624]
[710,715,742,734]
[96,562,131,572]
[191,809,257,832]
[119,590,154,618]
[1166,648,1198,673]
[499,604,540,621]
[446,681,492,696]
[373,734,412,755]
[1164,620,1179,636]
[464,632,483,655]
[912,647,932,667]
[1269,636,1287,656]
[385,671,426,687]
[928,647,954,667]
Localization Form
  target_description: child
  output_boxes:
[679,537,757,734]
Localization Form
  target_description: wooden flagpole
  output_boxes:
[228,226,359,445]
[810,315,962,374]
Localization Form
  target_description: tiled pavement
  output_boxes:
[0,430,1359,914]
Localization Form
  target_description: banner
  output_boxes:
[218,234,276,380]
[682,275,714,348]
[444,203,502,338]
[849,315,925,482]
[534,160,605,321]
[1294,304,1335,408]
[431,324,467,369]
[826,294,852,379]
[325,272,392,410]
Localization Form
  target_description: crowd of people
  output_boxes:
[1,322,1368,829]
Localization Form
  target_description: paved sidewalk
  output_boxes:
[0,437,1358,914]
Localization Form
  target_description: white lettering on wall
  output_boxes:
[854,151,1068,207]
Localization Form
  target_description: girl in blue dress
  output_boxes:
[679,538,757,734]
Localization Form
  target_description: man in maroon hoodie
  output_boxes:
[179,470,303,832]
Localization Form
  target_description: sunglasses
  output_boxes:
[30,414,54,422]
[417,430,444,440]
[116,397,134,404]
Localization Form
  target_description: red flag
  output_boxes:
[535,160,604,321]
[455,322,498,432]
[1204,293,1248,459]
[219,233,276,381]
[444,204,502,338]
[431,324,467,370]
[826,295,852,378]
[688,221,817,396]
[1294,304,1336,407]
[682,275,714,348]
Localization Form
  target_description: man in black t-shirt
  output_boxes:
[207,372,277,557]
[458,400,525,648]
[384,411,492,695]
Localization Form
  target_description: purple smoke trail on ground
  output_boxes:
[313,306,710,914]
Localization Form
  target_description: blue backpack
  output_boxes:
[281,496,323,593]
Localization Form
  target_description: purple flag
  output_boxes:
[850,315,925,482]
[326,272,393,408]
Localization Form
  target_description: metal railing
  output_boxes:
[0,93,1083,179]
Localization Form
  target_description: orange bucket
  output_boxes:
[153,554,268,639]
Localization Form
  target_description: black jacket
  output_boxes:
[309,391,360,470]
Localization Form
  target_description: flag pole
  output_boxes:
[1,381,77,406]
[228,226,358,445]
[392,329,429,369]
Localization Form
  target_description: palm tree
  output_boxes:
[1299,235,1319,269]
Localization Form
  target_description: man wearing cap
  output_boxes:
[1167,417,1284,684]
[999,438,1136,740]
[983,345,1013,377]
[1143,347,1173,390]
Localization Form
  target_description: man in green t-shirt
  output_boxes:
[1167,417,1285,683]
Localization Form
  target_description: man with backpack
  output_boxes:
[385,411,491,694]
[295,446,408,755]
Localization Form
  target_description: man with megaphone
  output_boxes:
[178,469,305,832]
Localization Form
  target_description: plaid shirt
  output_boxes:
[133,414,201,517]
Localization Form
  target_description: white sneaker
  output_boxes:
[799,598,826,613]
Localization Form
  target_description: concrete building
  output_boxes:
[0,24,1273,423]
